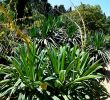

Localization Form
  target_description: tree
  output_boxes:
[41,0,48,3]
[1,0,28,19]
[16,0,27,19]
[58,5,66,13]
[105,16,110,34]
[67,3,106,32]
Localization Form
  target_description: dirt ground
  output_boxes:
[101,67,110,93]
[101,51,110,100]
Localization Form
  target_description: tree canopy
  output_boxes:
[67,3,106,33]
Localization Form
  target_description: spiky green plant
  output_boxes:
[87,33,109,66]
[45,46,108,99]
[0,42,48,99]
[0,44,109,100]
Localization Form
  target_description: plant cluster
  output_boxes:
[0,43,109,100]
[0,1,110,100]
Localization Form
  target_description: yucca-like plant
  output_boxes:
[34,16,81,49]
[0,42,48,99]
[45,46,108,99]
[90,33,105,50]
[0,44,109,100]
[87,33,109,66]
[33,16,64,48]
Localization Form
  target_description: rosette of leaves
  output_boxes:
[0,42,48,99]
[29,16,65,49]
[44,46,108,99]
[87,32,110,66]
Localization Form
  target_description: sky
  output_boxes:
[48,0,110,16]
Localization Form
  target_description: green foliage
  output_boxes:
[40,16,62,38]
[105,16,110,34]
[87,33,110,65]
[29,16,62,38]
[30,16,65,48]
[105,34,110,48]
[0,31,17,66]
[0,1,110,100]
[47,46,102,84]
[0,42,47,99]
[89,33,105,50]
[0,43,108,99]
[66,24,77,37]
[67,3,106,32]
